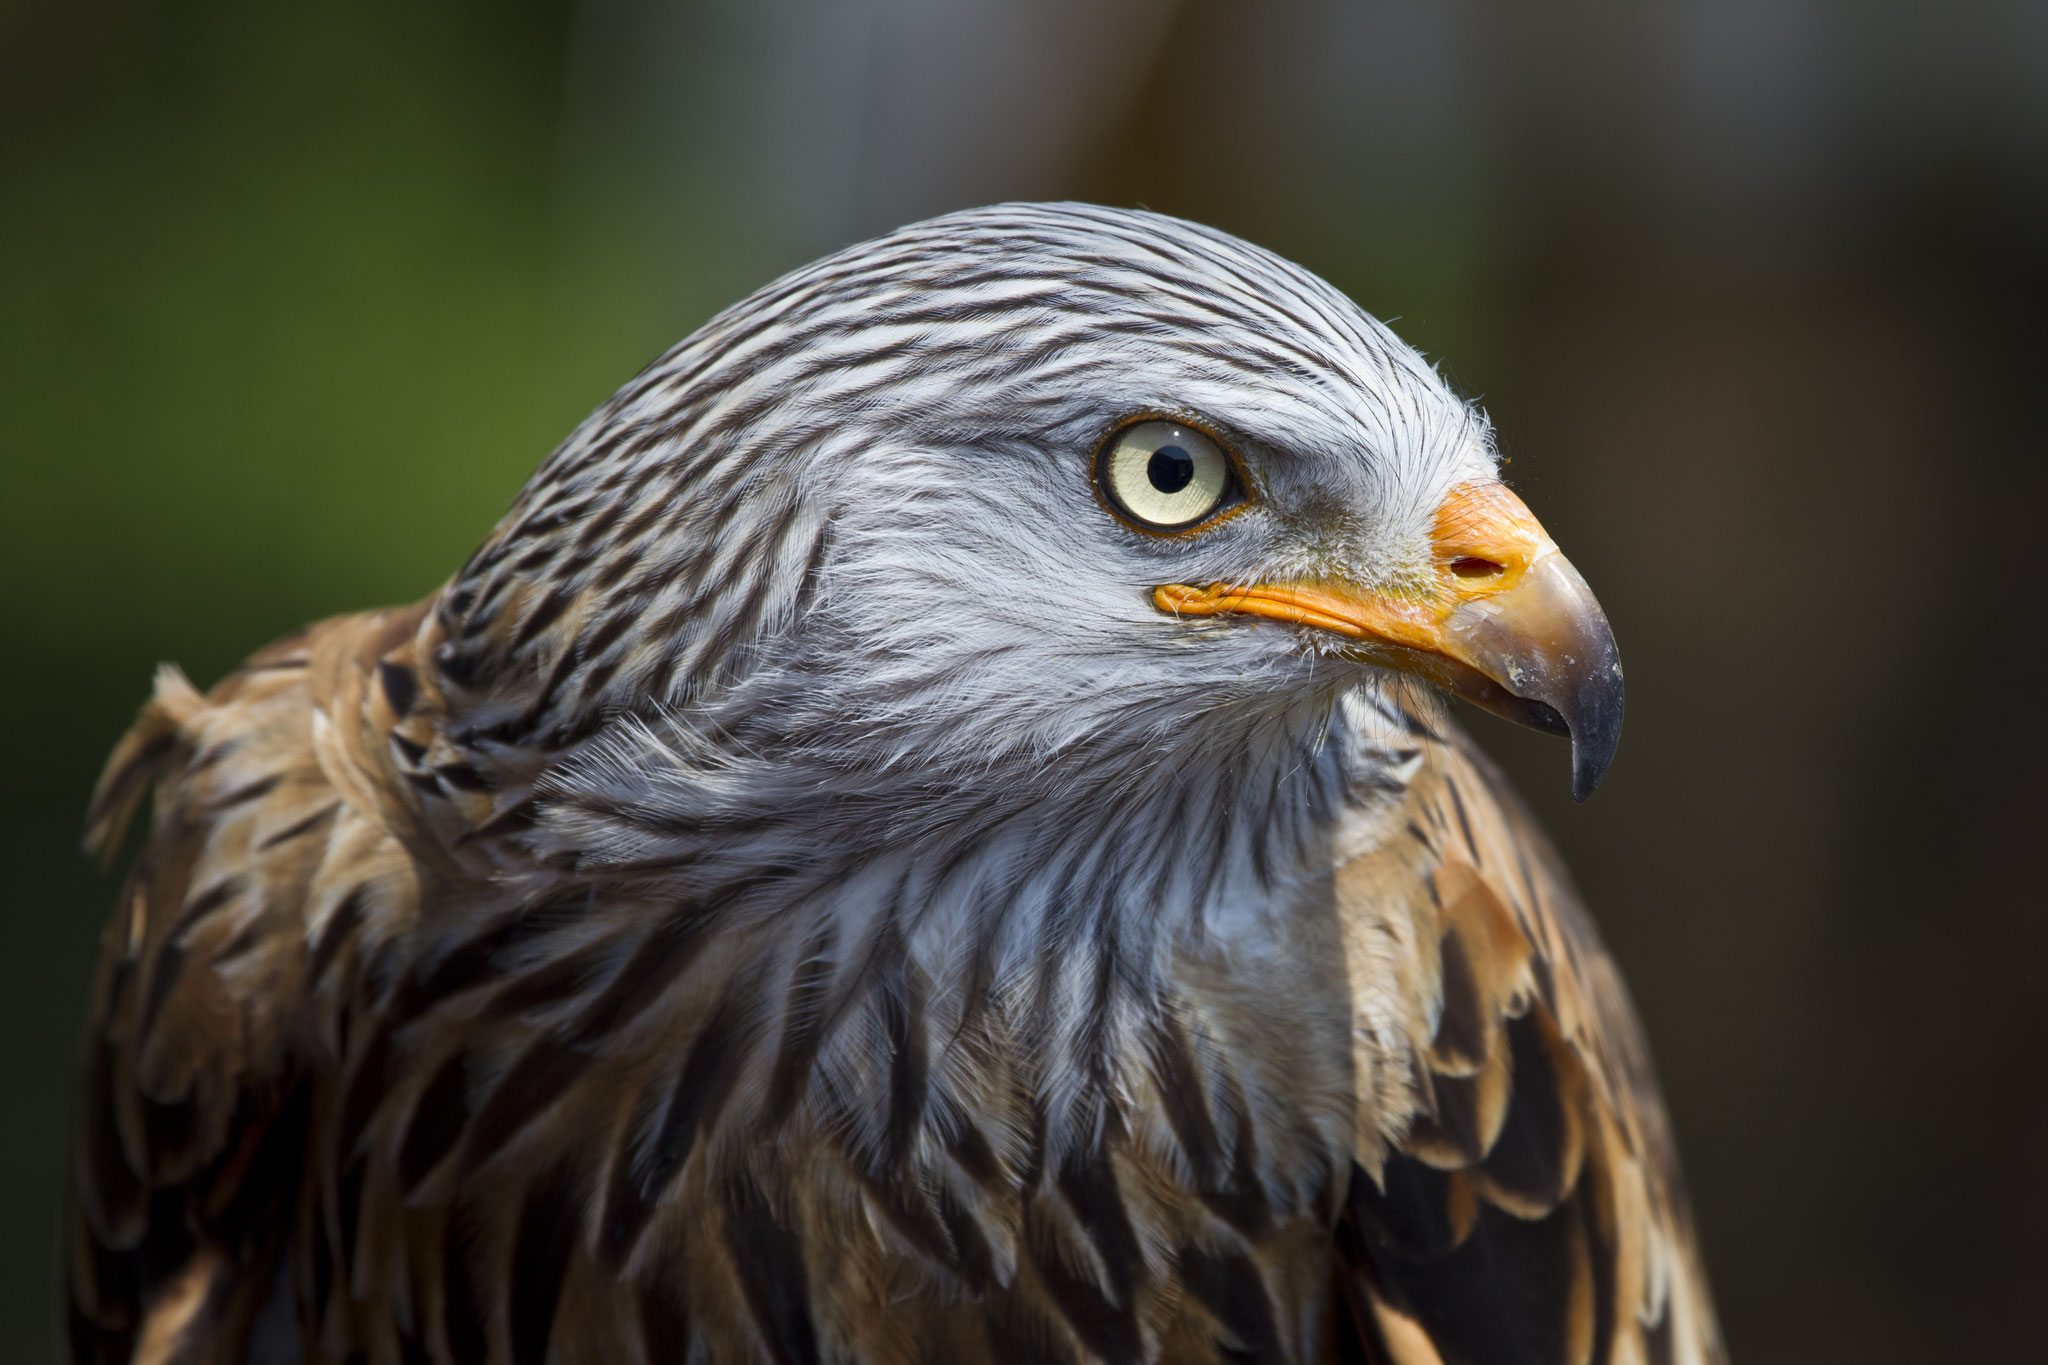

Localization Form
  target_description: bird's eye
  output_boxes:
[1098,420,1236,531]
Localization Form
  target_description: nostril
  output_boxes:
[1450,556,1504,579]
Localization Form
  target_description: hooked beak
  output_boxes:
[1154,480,1624,801]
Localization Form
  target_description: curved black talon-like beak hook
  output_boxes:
[1435,552,1625,802]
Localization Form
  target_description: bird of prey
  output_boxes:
[65,203,1723,1365]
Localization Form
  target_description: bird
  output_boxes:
[64,202,1723,1365]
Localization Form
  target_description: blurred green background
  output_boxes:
[5,1,2046,1360]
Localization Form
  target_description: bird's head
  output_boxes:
[452,204,1622,847]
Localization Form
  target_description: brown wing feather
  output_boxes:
[64,611,431,1365]
[1331,722,1724,1365]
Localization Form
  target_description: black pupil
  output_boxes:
[1147,445,1195,494]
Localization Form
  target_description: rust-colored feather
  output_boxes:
[1334,734,1723,1365]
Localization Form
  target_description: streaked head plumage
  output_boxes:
[457,210,1491,739]
[435,203,1614,897]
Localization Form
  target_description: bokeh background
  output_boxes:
[6,1,2047,1359]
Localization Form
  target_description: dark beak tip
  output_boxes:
[1565,669,1625,803]
[1570,754,1603,804]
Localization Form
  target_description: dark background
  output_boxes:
[6,2,2046,1360]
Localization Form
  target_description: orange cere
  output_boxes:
[1428,478,1554,586]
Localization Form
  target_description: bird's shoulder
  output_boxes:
[66,604,442,1363]
[1327,715,1725,1365]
